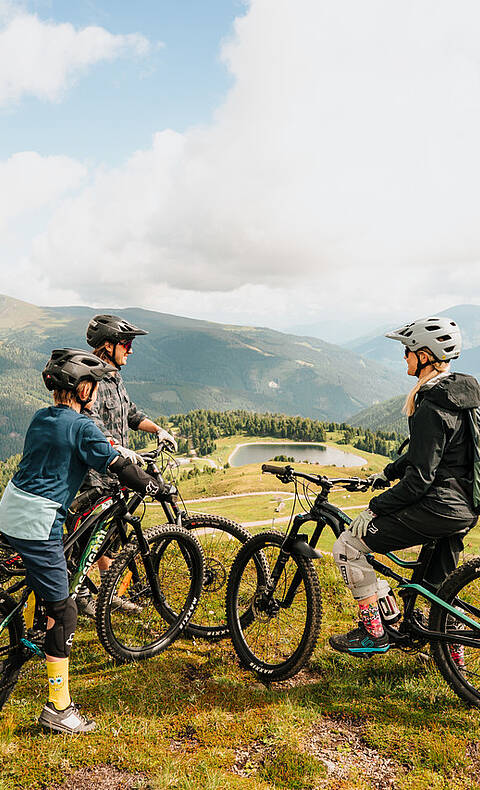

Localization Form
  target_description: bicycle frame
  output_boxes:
[0,485,178,646]
[261,467,480,650]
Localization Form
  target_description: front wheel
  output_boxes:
[0,591,26,712]
[95,525,204,662]
[429,557,480,707]
[226,531,322,681]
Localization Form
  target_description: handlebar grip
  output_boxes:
[262,464,288,475]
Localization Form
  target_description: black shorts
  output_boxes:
[363,506,477,588]
[2,535,68,602]
[363,505,475,553]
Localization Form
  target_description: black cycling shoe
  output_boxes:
[329,622,390,655]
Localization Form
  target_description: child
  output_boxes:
[0,348,170,733]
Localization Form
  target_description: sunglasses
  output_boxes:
[404,348,412,359]
[119,340,133,352]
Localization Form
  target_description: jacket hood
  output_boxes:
[420,372,480,410]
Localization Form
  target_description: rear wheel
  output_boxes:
[226,531,322,681]
[95,525,204,662]
[0,591,26,712]
[181,514,252,639]
[429,558,480,707]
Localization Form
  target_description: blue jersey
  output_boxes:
[0,405,118,541]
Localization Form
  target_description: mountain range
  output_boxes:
[345,304,480,379]
[0,293,405,459]
[1,295,478,460]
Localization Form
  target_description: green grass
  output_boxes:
[1,438,480,788]
[1,557,480,789]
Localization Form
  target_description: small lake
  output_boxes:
[229,442,365,468]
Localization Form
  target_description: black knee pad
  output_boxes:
[45,597,78,658]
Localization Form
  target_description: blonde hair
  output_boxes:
[403,348,450,417]
[53,380,96,407]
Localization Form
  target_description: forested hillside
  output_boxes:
[349,395,408,434]
[0,294,405,459]
[170,409,405,460]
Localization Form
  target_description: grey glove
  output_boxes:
[348,508,376,539]
[367,471,389,490]
[156,427,178,453]
[113,444,145,466]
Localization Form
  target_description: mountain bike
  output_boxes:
[65,441,252,641]
[0,484,204,711]
[225,463,480,707]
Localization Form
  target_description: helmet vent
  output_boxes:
[425,325,441,331]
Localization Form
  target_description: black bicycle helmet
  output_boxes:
[42,349,116,392]
[86,314,148,348]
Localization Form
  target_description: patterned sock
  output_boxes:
[358,601,384,638]
[46,658,71,711]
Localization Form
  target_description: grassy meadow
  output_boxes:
[1,435,480,789]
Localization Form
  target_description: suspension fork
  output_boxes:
[123,513,167,611]
[264,513,312,603]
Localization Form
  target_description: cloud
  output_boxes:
[22,0,480,314]
[0,3,150,106]
[0,151,86,229]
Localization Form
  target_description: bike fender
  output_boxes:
[290,539,323,559]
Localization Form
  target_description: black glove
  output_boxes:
[111,457,174,499]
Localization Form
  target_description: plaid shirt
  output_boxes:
[84,372,146,489]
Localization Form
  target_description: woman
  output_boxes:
[0,349,172,733]
[329,316,480,655]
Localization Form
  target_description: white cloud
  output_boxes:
[0,3,149,106]
[0,151,86,229]
[20,0,480,315]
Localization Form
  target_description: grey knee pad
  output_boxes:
[45,597,78,658]
[332,531,378,600]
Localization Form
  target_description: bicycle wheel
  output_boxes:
[0,591,26,712]
[95,525,204,662]
[181,514,252,640]
[226,531,322,681]
[429,557,480,707]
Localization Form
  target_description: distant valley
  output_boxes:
[0,294,405,459]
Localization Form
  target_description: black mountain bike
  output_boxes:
[226,464,480,707]
[0,481,204,711]
[66,441,252,641]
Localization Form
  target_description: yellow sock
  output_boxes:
[46,659,71,711]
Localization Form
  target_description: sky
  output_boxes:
[1,0,480,337]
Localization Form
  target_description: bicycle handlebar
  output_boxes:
[261,463,371,491]
[262,464,288,475]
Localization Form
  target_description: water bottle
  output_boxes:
[377,578,401,624]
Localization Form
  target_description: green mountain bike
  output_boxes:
[226,464,480,707]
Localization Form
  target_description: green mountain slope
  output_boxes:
[348,394,408,435]
[0,295,405,459]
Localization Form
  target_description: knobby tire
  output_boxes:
[174,514,252,640]
[226,531,322,681]
[0,591,26,713]
[95,525,204,662]
[429,557,480,707]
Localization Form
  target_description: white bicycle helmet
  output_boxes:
[385,316,461,361]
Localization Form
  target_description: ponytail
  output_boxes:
[403,350,450,417]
